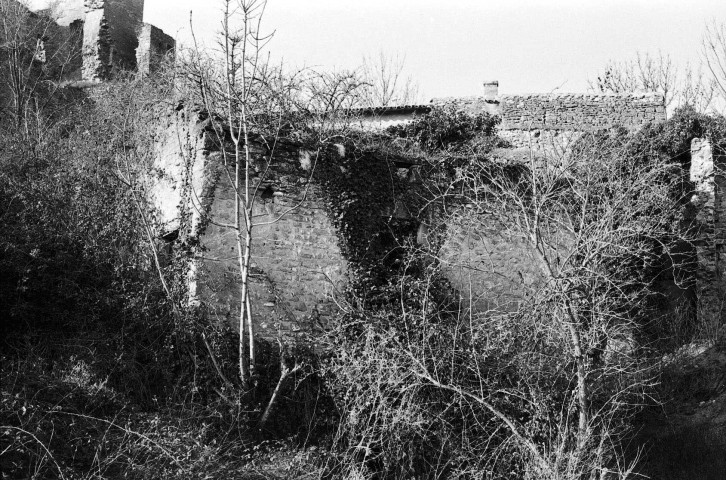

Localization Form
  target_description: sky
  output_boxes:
[39,0,726,101]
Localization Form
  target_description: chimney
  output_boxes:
[483,80,499,102]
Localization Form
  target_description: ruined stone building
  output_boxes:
[150,81,724,337]
[16,0,175,82]
[13,1,723,336]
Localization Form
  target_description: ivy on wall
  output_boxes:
[312,106,503,294]
[387,104,501,154]
[314,145,407,282]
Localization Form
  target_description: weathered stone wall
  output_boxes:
[432,92,666,160]
[498,93,666,131]
[152,93,718,340]
[437,209,544,312]
[690,138,726,323]
[433,92,665,132]
[199,178,346,337]
[151,111,347,338]
[136,23,175,76]
[82,0,144,81]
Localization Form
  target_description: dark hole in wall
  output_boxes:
[160,229,179,243]
[260,185,275,202]
[159,229,179,267]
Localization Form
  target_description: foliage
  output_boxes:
[314,145,408,281]
[387,104,501,153]
[0,0,82,127]
[322,104,726,479]
[323,254,635,479]
[0,47,329,477]
[634,104,726,160]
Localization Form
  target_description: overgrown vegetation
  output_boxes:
[317,104,726,479]
[2,1,725,479]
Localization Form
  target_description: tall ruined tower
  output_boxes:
[136,23,175,76]
[82,0,144,81]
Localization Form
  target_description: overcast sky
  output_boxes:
[141,0,724,100]
[40,0,726,101]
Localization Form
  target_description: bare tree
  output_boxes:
[326,121,696,478]
[590,51,677,108]
[590,50,720,114]
[678,62,716,113]
[358,51,420,107]
[0,0,81,135]
[702,20,726,103]
[431,130,694,474]
[186,0,365,388]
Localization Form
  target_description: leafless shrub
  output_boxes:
[325,119,698,479]
[589,51,717,113]
[702,20,726,103]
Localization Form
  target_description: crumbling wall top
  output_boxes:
[499,92,666,131]
[433,92,665,131]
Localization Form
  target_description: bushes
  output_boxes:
[321,106,726,479]
[322,256,635,479]
[387,104,501,153]
[0,71,318,477]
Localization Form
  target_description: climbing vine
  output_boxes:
[312,106,503,295]
[314,144,408,285]
[387,104,502,153]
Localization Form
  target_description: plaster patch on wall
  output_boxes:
[299,150,311,171]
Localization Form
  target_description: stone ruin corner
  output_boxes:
[45,0,176,81]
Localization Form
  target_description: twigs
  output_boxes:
[2,425,67,480]
[45,411,187,471]
[201,332,235,391]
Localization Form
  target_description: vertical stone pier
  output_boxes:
[136,23,176,76]
[690,138,726,325]
[81,0,144,81]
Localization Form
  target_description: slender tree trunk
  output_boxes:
[531,232,589,442]
[235,139,250,385]
[241,104,256,380]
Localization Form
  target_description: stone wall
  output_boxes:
[690,138,726,323]
[152,110,347,339]
[433,92,665,132]
[152,94,720,341]
[198,178,346,338]
[498,93,666,131]
[82,0,144,81]
[437,209,544,312]
[137,23,175,76]
[431,92,666,160]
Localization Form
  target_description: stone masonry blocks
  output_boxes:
[690,138,726,324]
[499,93,666,131]
[137,23,175,76]
[82,0,144,81]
